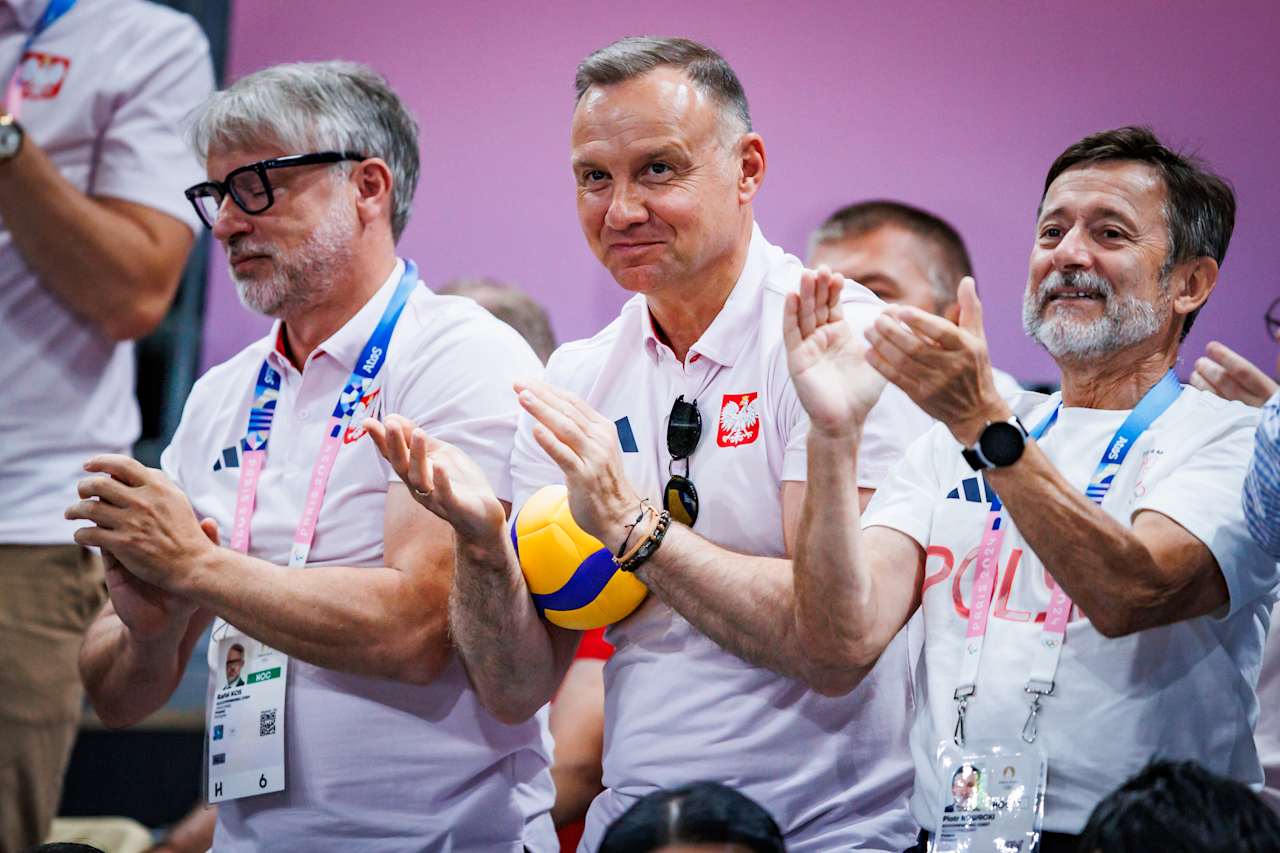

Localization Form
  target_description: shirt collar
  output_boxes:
[266,258,408,374]
[4,0,53,32]
[638,221,773,368]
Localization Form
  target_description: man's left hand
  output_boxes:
[515,380,642,553]
[864,277,1011,445]
[65,454,215,590]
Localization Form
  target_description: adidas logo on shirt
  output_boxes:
[212,444,240,472]
[945,474,998,505]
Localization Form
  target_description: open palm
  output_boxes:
[784,267,887,435]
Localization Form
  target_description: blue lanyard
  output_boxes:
[240,260,419,454]
[16,0,75,55]
[991,369,1182,512]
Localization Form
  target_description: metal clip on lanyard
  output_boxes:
[951,370,1182,747]
[229,261,418,565]
[5,0,76,119]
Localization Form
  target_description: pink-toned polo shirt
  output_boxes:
[0,0,212,543]
[161,261,556,852]
[511,224,933,853]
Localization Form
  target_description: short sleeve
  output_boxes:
[389,313,543,504]
[861,423,950,548]
[1136,401,1280,618]
[92,11,214,231]
[1244,393,1280,558]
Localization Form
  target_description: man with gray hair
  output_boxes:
[73,61,553,851]
[808,200,1022,397]
[371,36,928,851]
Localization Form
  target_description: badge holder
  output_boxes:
[930,735,1047,853]
[204,620,288,803]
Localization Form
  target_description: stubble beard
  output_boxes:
[230,201,357,318]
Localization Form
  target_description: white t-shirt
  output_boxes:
[864,386,1279,833]
[161,262,555,852]
[992,367,1023,400]
[512,224,933,853]
[0,0,213,543]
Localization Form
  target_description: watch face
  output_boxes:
[0,124,20,159]
[979,421,1026,467]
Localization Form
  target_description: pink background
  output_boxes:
[201,0,1280,383]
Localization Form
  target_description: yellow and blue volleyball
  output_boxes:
[511,485,648,630]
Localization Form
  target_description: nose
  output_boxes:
[1051,223,1093,272]
[211,195,251,244]
[604,180,648,231]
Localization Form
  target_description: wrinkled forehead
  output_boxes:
[204,144,291,180]
[1039,161,1168,227]
[570,68,722,160]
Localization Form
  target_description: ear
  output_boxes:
[351,157,395,231]
[1169,255,1218,328]
[736,132,766,205]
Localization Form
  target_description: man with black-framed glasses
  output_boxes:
[74,61,554,852]
[372,37,933,852]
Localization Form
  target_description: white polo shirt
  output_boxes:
[512,224,933,853]
[863,387,1280,833]
[0,0,212,543]
[161,261,556,852]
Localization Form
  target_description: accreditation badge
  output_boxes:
[204,620,288,803]
[930,739,1047,852]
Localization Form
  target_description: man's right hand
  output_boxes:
[366,414,508,543]
[783,266,887,438]
[106,517,216,640]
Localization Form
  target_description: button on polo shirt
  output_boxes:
[512,224,934,852]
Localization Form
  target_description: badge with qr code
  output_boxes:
[204,621,288,803]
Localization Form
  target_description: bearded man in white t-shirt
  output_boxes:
[784,126,1279,853]
[71,62,553,852]
[370,36,929,853]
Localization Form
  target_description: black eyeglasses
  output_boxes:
[664,396,702,526]
[184,150,366,229]
[1267,295,1280,342]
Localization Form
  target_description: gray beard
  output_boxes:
[1022,270,1166,360]
[230,202,356,318]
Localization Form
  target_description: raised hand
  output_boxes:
[864,277,1010,445]
[365,414,507,542]
[105,517,216,640]
[1190,341,1278,407]
[514,380,641,551]
[783,266,887,437]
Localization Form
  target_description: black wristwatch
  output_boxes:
[962,416,1029,471]
[0,115,24,164]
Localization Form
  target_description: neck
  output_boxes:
[1058,342,1177,410]
[646,219,752,362]
[280,254,398,370]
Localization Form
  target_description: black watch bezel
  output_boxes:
[962,417,1028,470]
[0,116,23,163]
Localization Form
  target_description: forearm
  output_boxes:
[991,445,1195,636]
[178,549,452,684]
[80,609,206,728]
[449,533,567,723]
[0,139,186,340]
[793,429,896,689]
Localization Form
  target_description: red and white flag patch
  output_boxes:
[13,52,71,101]
[717,392,760,447]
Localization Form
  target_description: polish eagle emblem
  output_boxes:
[717,392,761,447]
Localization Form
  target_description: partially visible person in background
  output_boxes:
[440,276,557,363]
[597,781,786,853]
[807,200,1023,397]
[1194,298,1280,816]
[0,2,213,850]
[1077,760,1280,853]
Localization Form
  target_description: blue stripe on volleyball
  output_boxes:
[528,546,619,613]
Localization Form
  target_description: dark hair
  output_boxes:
[598,781,786,853]
[575,37,751,134]
[1041,126,1236,340]
[809,199,973,310]
[25,844,107,853]
[1078,760,1280,853]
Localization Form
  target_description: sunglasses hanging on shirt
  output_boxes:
[665,396,702,526]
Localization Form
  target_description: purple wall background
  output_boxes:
[201,0,1280,383]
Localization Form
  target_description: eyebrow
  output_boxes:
[570,142,691,174]
[1038,204,1140,228]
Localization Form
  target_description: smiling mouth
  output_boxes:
[1048,290,1104,302]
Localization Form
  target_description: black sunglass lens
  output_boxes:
[665,475,699,526]
[667,397,702,459]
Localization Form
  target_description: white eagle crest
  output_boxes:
[719,395,759,446]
